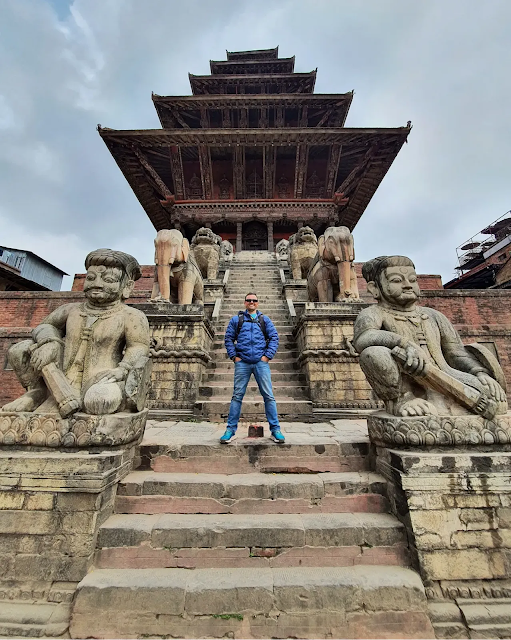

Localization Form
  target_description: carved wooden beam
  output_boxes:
[316,108,333,128]
[198,145,213,199]
[169,145,185,200]
[222,108,231,128]
[276,107,284,128]
[200,108,209,128]
[239,108,248,128]
[263,145,276,199]
[294,144,308,198]
[259,107,269,128]
[299,106,308,127]
[325,144,342,197]
[133,147,173,200]
[233,146,245,198]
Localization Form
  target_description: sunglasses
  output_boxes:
[245,298,258,302]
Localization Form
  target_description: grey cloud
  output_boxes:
[0,0,510,287]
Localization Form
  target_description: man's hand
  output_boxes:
[401,344,426,376]
[94,367,127,385]
[261,356,269,363]
[31,342,61,372]
[234,357,242,363]
[477,372,506,402]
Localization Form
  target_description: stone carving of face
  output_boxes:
[300,227,317,244]
[83,265,127,305]
[378,266,420,308]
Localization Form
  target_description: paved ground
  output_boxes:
[144,418,369,446]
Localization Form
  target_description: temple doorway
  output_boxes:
[242,221,268,251]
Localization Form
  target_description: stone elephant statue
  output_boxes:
[151,229,204,305]
[191,227,222,280]
[288,226,318,279]
[307,226,360,302]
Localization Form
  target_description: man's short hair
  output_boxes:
[245,291,258,299]
[362,256,415,285]
[85,249,142,281]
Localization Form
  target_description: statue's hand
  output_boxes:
[94,367,127,385]
[477,372,506,402]
[31,342,61,372]
[402,344,427,376]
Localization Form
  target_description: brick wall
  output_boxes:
[1,285,511,406]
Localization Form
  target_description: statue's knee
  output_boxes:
[83,382,123,415]
[8,340,34,371]
[359,346,393,370]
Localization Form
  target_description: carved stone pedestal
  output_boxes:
[135,303,214,410]
[293,302,379,411]
[0,443,136,636]
[375,438,511,638]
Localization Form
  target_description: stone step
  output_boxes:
[198,398,314,420]
[95,512,408,570]
[139,430,366,474]
[115,471,388,515]
[0,600,72,638]
[198,385,308,399]
[205,371,305,382]
[70,565,433,639]
[208,356,300,368]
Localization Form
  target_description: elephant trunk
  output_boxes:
[336,256,352,299]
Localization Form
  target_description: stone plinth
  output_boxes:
[0,443,136,636]
[375,445,511,638]
[368,411,511,448]
[135,303,214,410]
[293,302,380,410]
[0,410,148,447]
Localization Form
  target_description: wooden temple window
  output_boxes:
[209,110,222,128]
[248,109,259,128]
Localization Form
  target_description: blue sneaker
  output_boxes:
[220,427,237,444]
[270,428,285,444]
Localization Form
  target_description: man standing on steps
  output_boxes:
[220,292,285,444]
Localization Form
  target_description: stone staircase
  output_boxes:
[196,250,313,419]
[69,421,434,638]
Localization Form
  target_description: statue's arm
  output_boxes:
[120,310,151,371]
[435,311,487,375]
[353,308,408,353]
[32,304,73,345]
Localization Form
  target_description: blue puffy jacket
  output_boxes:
[224,310,279,363]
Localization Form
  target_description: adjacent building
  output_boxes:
[99,47,410,251]
[0,246,66,291]
[444,210,511,289]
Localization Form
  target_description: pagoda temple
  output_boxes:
[99,47,410,251]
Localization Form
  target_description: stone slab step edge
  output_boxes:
[70,565,433,640]
[97,512,405,551]
[115,470,388,515]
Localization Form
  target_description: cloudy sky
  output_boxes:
[1,0,510,287]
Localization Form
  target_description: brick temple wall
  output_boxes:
[1,284,510,407]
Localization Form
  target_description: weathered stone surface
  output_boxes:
[354,255,507,423]
[1,249,151,432]
[70,566,432,639]
[368,411,511,447]
[191,227,222,280]
[307,227,359,302]
[288,227,318,280]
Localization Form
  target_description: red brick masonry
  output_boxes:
[1,275,510,406]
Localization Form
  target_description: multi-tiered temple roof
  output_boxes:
[99,47,410,250]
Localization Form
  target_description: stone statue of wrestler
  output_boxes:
[353,255,507,418]
[2,249,151,417]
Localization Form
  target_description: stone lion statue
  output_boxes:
[220,239,234,263]
[275,239,289,262]
[190,227,222,280]
[288,226,318,279]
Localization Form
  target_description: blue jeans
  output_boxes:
[227,360,280,430]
